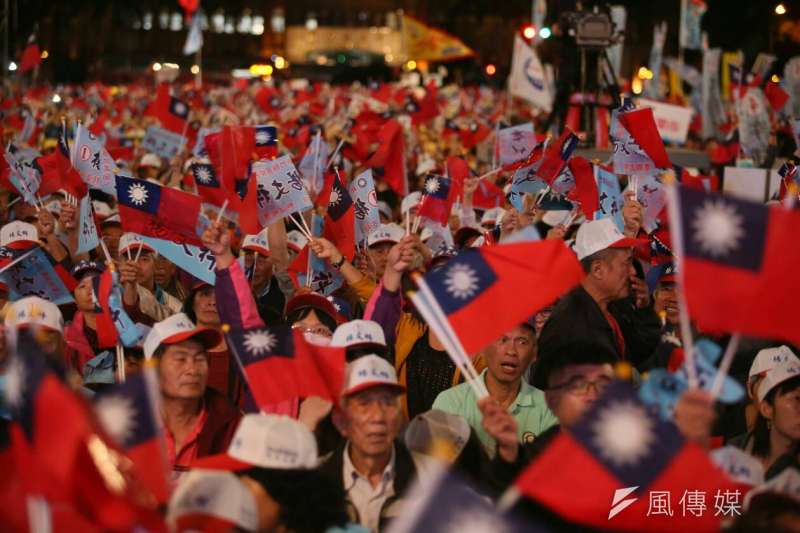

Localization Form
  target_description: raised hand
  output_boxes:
[35,208,56,237]
[478,396,520,463]
[622,190,644,237]
[201,220,234,269]
[309,237,342,264]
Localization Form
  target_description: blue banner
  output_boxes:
[141,125,187,160]
[297,132,328,197]
[0,247,74,305]
[73,123,118,196]
[348,169,381,244]
[644,22,668,99]
[594,166,625,231]
[679,0,706,51]
[252,155,313,228]
[108,271,142,347]
[140,236,217,286]
[76,194,100,254]
[4,150,40,204]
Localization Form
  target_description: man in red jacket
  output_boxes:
[144,312,242,480]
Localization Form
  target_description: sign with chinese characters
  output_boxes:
[498,122,536,167]
[140,236,217,285]
[252,155,313,228]
[637,98,693,144]
[0,247,74,305]
[141,125,187,160]
[348,169,381,243]
[76,194,100,254]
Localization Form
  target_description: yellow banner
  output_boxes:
[721,51,743,101]
[402,15,475,62]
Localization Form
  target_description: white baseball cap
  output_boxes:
[4,296,64,334]
[367,223,404,247]
[143,312,222,359]
[542,209,585,227]
[331,319,386,349]
[0,221,39,249]
[167,469,258,532]
[193,414,319,471]
[401,191,422,215]
[241,229,270,256]
[286,230,308,253]
[749,346,800,381]
[757,359,800,403]
[573,218,648,261]
[342,354,405,398]
[118,232,155,258]
[139,153,162,169]
[480,207,506,227]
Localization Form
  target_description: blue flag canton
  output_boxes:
[94,372,158,449]
[422,174,452,201]
[679,187,767,272]
[254,125,278,147]
[425,249,497,315]
[116,176,162,215]
[570,380,684,490]
[191,163,220,188]
[231,325,295,365]
[559,132,580,161]
[169,97,190,120]
[328,174,353,221]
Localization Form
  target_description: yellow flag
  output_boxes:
[402,15,475,62]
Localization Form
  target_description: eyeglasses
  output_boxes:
[549,376,611,396]
[291,324,333,338]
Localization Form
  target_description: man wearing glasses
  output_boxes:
[432,322,558,457]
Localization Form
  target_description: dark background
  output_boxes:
[6,0,800,84]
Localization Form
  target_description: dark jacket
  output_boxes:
[538,285,660,367]
[319,440,430,531]
[196,388,241,459]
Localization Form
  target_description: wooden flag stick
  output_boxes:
[215,199,229,224]
[710,334,741,399]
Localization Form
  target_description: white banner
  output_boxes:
[636,98,693,144]
[508,35,552,112]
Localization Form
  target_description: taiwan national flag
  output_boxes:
[536,127,580,185]
[145,84,190,134]
[90,267,119,349]
[226,324,346,407]
[515,381,742,532]
[619,107,671,169]
[33,133,88,198]
[417,174,456,226]
[115,175,204,246]
[323,170,356,261]
[421,240,583,354]
[366,119,407,197]
[93,366,169,503]
[671,186,800,345]
[566,156,600,220]
[191,162,228,207]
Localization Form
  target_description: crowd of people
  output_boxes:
[0,44,799,533]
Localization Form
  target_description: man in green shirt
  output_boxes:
[432,322,558,456]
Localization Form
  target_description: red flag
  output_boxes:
[115,175,203,245]
[536,128,580,185]
[34,136,88,198]
[91,269,119,349]
[515,381,743,533]
[323,171,356,261]
[764,81,789,111]
[445,155,471,199]
[205,125,257,192]
[408,81,439,126]
[567,156,599,220]
[458,120,491,150]
[227,325,345,406]
[366,119,407,196]
[420,240,584,355]
[472,179,505,210]
[673,186,800,345]
[19,42,41,73]
[417,174,457,225]
[619,108,671,169]
[144,84,190,135]
[500,142,545,174]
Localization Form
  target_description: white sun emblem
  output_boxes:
[255,130,271,144]
[195,167,213,184]
[95,394,138,445]
[444,263,479,300]
[329,188,341,207]
[243,330,277,357]
[4,356,25,408]
[691,199,745,258]
[592,401,654,467]
[173,101,187,115]
[425,178,440,195]
[443,510,510,533]
[128,183,149,206]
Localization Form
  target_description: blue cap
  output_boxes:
[70,260,105,280]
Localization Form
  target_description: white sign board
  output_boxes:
[637,98,693,144]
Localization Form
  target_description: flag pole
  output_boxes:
[116,344,126,383]
[663,175,699,388]
[195,47,202,90]
[709,333,740,399]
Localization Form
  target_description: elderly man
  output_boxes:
[433,323,557,456]
[538,217,659,365]
[144,313,241,477]
[324,354,434,531]
[118,233,182,322]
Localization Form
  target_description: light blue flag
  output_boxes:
[76,194,100,254]
[193,127,220,158]
[701,47,725,140]
[508,167,548,211]
[737,88,771,165]
[140,236,217,286]
[252,155,313,228]
[644,22,668,98]
[594,166,624,231]
[141,126,187,160]
[183,12,204,56]
[108,271,142,347]
[679,0,706,50]
[0,247,74,305]
[348,169,381,244]
[297,132,328,197]
[298,214,344,296]
[640,339,745,420]
[612,99,658,176]
[4,149,40,204]
[73,123,118,196]
[501,224,541,244]
[634,174,666,233]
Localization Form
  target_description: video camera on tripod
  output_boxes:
[561,3,623,49]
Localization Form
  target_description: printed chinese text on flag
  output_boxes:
[115,175,204,246]
[421,240,583,355]
[251,155,313,228]
[348,169,381,244]
[226,325,346,407]
[671,186,800,345]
